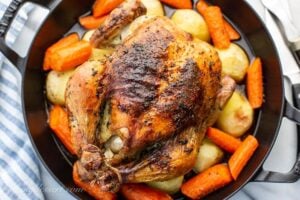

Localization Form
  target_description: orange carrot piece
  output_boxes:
[49,105,75,154]
[203,6,230,49]
[50,41,92,72]
[207,127,242,153]
[79,15,107,30]
[160,0,192,9]
[43,33,79,71]
[196,0,209,15]
[224,21,240,40]
[228,135,259,180]
[247,58,264,109]
[93,0,124,17]
[181,164,233,199]
[121,184,172,200]
[73,163,117,200]
[197,1,240,41]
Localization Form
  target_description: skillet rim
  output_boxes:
[21,0,285,199]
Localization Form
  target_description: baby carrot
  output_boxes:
[49,105,75,154]
[203,6,230,49]
[121,184,172,200]
[247,58,264,109]
[43,33,79,71]
[181,164,233,199]
[73,162,117,200]
[197,0,240,40]
[228,135,259,180]
[79,15,107,30]
[224,21,240,40]
[196,0,209,15]
[50,41,92,72]
[93,0,124,17]
[160,0,192,9]
[207,127,242,153]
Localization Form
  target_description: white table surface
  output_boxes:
[39,0,300,199]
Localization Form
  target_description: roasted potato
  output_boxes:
[141,0,164,16]
[147,176,184,194]
[110,35,122,45]
[171,9,210,42]
[82,29,96,42]
[193,139,224,173]
[121,15,154,41]
[217,91,254,137]
[216,43,249,82]
[89,48,114,62]
[46,69,75,105]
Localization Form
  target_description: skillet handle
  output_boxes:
[0,0,60,71]
[0,0,24,68]
[253,99,300,182]
[285,98,300,125]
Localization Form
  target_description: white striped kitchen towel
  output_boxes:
[0,0,44,199]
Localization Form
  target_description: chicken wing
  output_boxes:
[90,0,146,47]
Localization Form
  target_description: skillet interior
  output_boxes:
[23,0,284,199]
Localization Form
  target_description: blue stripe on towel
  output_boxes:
[0,139,42,186]
[0,158,40,200]
[0,122,39,164]
[0,1,43,199]
[0,90,22,110]
[0,176,19,199]
[0,74,20,92]
[0,106,27,132]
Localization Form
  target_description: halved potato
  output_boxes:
[193,138,224,173]
[147,176,184,194]
[141,0,164,16]
[216,43,249,82]
[216,91,254,137]
[171,9,210,42]
[46,69,75,105]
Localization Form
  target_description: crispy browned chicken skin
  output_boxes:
[66,0,235,193]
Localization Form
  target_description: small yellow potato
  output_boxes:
[110,35,122,45]
[171,9,210,42]
[141,0,164,16]
[121,15,154,41]
[217,91,254,137]
[82,29,96,42]
[89,48,114,62]
[147,176,184,194]
[193,139,224,173]
[216,43,250,82]
[46,69,75,105]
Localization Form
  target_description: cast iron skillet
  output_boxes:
[1,0,300,199]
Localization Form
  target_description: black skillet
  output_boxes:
[1,0,300,199]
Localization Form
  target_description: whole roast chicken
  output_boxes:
[65,0,235,193]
